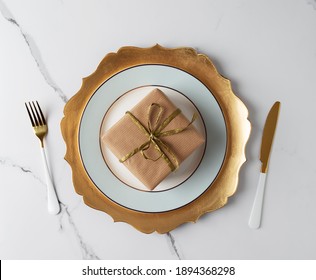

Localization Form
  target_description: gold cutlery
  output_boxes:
[249,101,280,229]
[25,101,60,215]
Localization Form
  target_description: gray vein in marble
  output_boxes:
[215,15,224,31]
[0,0,68,103]
[0,157,45,185]
[166,232,182,260]
[59,202,100,260]
[307,0,316,10]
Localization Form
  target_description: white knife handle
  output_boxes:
[249,172,267,229]
[41,147,60,215]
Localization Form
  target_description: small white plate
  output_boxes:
[79,65,227,212]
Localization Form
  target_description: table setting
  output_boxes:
[0,0,315,260]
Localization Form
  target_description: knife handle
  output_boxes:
[249,172,267,229]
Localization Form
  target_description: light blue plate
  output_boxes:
[79,65,226,212]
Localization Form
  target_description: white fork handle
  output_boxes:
[249,172,267,229]
[40,147,60,215]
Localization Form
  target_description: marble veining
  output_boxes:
[59,202,100,260]
[0,0,68,103]
[0,157,45,186]
[307,0,316,9]
[166,232,182,260]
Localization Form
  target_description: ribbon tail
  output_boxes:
[153,138,178,171]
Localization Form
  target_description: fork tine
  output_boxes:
[32,101,44,126]
[25,102,36,127]
[35,101,46,125]
[28,102,39,126]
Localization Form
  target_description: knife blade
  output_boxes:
[249,101,280,229]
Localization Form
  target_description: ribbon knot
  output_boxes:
[119,103,197,171]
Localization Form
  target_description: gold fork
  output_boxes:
[25,101,60,215]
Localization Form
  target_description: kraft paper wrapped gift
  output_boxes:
[102,88,205,190]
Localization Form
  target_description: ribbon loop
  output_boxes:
[119,103,197,171]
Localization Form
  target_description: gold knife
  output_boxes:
[249,101,281,229]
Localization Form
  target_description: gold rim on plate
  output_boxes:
[61,45,251,234]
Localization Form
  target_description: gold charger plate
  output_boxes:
[61,45,251,233]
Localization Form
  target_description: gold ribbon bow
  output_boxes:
[119,103,197,171]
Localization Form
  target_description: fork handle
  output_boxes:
[41,147,60,215]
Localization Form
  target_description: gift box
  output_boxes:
[101,88,205,190]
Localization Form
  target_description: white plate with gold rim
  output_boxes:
[80,65,226,212]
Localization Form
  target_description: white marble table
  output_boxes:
[1,0,315,260]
